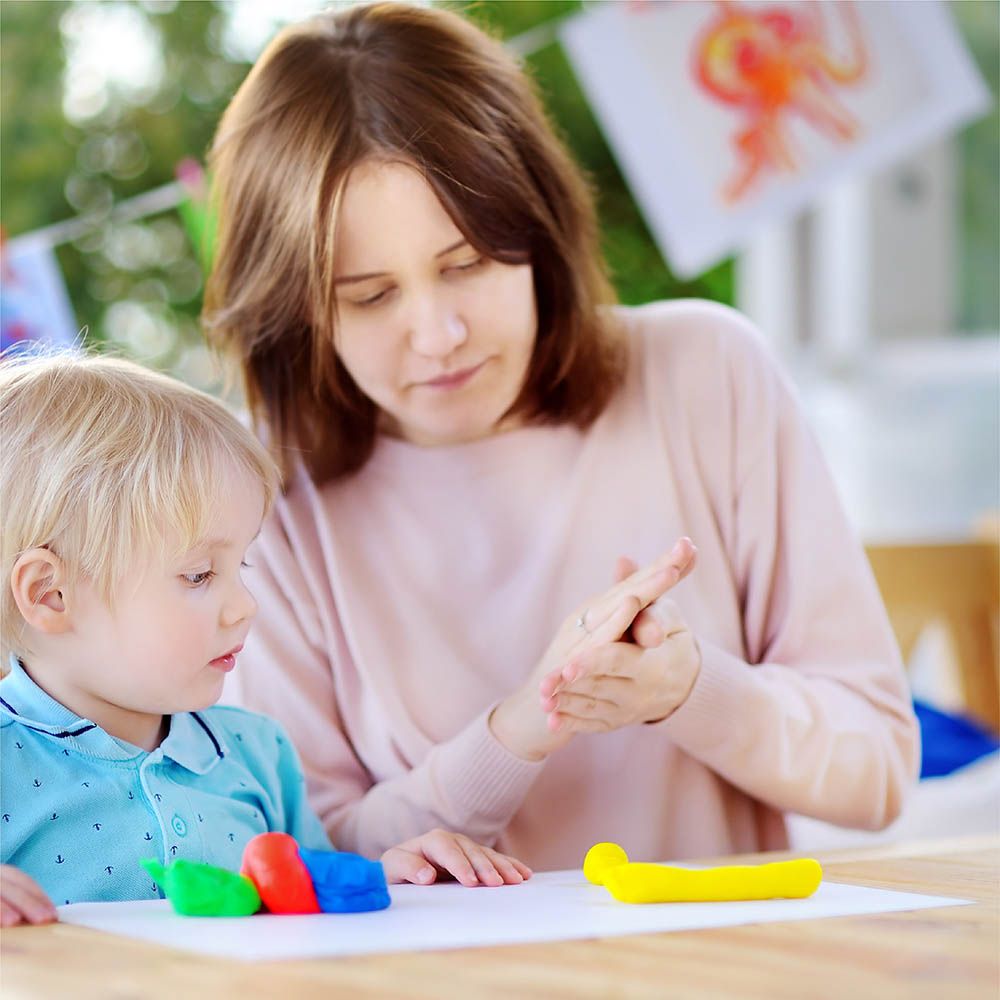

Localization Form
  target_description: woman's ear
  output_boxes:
[10,548,72,635]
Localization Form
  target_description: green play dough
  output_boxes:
[142,858,262,916]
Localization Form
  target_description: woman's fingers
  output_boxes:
[613,556,663,647]
[380,847,438,885]
[590,594,642,645]
[540,626,633,699]
[582,538,696,639]
[423,836,480,887]
[477,848,529,884]
[631,608,665,648]
[455,839,531,885]
[497,852,533,881]
[381,836,532,887]
[614,555,638,584]
[462,843,510,887]
[542,680,630,716]
[655,598,688,638]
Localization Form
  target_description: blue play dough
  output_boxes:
[298,848,391,913]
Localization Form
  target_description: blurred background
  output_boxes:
[1,1,995,540]
[1,1,998,749]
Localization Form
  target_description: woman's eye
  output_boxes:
[182,570,215,587]
[353,288,391,307]
[447,257,483,274]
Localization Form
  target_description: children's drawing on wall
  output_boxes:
[562,0,989,277]
[693,1,868,203]
[0,235,79,353]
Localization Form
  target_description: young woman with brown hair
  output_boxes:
[205,2,918,872]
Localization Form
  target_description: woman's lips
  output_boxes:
[421,360,486,390]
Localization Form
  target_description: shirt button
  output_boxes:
[171,814,188,837]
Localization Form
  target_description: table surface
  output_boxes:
[2,836,997,999]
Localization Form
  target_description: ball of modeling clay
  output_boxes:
[142,858,261,917]
[583,842,629,885]
[241,832,320,914]
[298,847,391,913]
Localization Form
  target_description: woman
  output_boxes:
[205,2,918,871]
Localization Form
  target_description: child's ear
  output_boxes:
[10,548,71,635]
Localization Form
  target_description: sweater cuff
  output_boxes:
[658,639,752,755]
[431,706,546,828]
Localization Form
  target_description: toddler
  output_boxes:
[0,352,530,926]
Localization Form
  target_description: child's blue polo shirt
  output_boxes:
[0,660,332,905]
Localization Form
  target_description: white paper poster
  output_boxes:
[561,0,990,277]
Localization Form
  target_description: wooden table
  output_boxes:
[2,836,997,999]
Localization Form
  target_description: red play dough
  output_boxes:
[241,832,320,914]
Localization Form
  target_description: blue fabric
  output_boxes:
[1,659,332,906]
[914,697,1000,779]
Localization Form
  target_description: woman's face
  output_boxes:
[331,160,538,447]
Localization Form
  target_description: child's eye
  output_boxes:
[182,570,215,587]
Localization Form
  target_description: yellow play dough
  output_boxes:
[582,842,630,885]
[602,859,823,903]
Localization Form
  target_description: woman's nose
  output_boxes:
[409,301,468,358]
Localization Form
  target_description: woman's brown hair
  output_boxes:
[204,2,625,484]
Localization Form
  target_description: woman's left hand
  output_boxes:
[380,829,532,887]
[538,591,702,734]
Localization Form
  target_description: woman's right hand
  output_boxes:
[0,865,57,927]
[488,537,697,761]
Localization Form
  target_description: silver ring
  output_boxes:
[575,610,591,634]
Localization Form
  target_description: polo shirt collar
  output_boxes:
[1,657,226,773]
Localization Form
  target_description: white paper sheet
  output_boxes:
[57,870,970,961]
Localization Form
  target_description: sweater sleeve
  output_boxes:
[231,510,544,859]
[659,309,920,830]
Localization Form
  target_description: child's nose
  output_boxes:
[223,579,258,627]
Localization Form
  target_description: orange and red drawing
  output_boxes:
[692,1,868,202]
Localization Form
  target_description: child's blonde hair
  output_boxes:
[0,351,279,664]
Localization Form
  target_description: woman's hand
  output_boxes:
[488,538,697,761]
[380,829,532,887]
[1,866,57,927]
[538,596,702,733]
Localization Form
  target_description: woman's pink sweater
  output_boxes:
[226,300,919,871]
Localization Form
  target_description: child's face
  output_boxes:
[52,464,265,748]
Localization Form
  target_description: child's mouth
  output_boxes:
[209,644,243,671]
